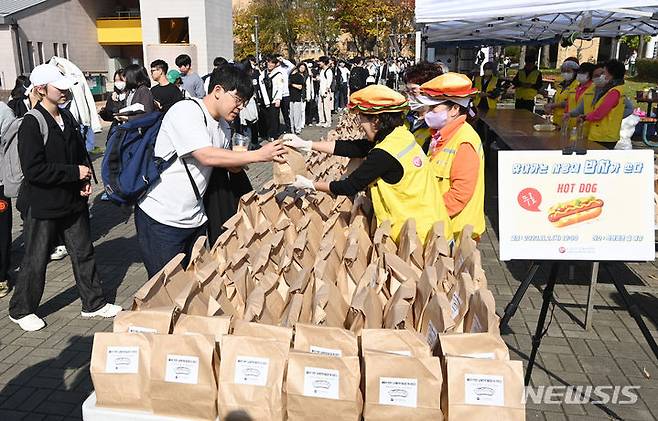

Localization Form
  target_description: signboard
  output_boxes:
[498,150,655,261]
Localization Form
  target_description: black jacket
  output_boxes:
[17,104,89,219]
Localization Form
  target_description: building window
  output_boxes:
[63,43,69,59]
[27,41,35,71]
[159,17,190,44]
[37,42,44,64]
[54,42,59,56]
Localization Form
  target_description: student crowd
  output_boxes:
[0,49,629,332]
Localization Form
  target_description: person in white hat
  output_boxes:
[8,64,121,332]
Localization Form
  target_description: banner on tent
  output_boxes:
[498,150,655,261]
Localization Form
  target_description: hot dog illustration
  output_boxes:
[547,196,603,227]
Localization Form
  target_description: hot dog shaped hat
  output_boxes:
[348,85,409,114]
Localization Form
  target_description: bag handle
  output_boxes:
[177,99,208,201]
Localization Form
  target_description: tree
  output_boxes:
[298,0,341,56]
[620,35,651,51]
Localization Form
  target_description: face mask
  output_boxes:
[576,73,589,84]
[114,81,126,91]
[424,110,449,130]
[58,99,72,109]
[408,98,425,112]
[593,75,608,87]
[561,72,574,81]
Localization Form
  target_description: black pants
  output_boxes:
[515,99,535,112]
[337,84,348,109]
[9,208,106,318]
[265,105,281,139]
[306,99,318,124]
[595,141,618,150]
[281,96,291,134]
[203,168,253,246]
[0,186,11,282]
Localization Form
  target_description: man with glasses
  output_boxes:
[8,64,121,331]
[150,59,183,112]
[136,65,287,278]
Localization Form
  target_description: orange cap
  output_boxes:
[420,72,479,98]
[348,85,409,114]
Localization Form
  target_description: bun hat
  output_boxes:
[348,85,409,114]
[420,72,478,98]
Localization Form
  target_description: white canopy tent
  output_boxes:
[416,1,658,45]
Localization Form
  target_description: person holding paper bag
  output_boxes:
[416,73,485,241]
[284,85,453,245]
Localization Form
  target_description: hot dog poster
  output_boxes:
[498,150,655,261]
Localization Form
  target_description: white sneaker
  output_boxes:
[50,246,68,261]
[9,314,46,331]
[81,303,122,318]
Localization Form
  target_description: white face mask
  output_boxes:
[561,72,574,81]
[114,81,126,91]
[424,110,449,130]
[576,73,589,84]
[593,74,608,87]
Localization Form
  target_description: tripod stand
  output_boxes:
[500,260,658,385]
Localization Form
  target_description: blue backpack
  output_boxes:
[101,99,205,205]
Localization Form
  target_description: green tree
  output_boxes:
[298,0,341,56]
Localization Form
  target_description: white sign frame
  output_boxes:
[498,150,655,261]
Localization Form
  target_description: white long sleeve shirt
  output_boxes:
[319,68,333,97]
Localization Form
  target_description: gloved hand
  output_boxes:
[283,133,313,153]
[291,175,316,191]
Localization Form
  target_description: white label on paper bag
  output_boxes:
[165,354,199,384]
[471,314,483,333]
[128,325,157,334]
[450,292,462,319]
[235,356,269,386]
[379,377,418,408]
[464,374,505,406]
[303,366,340,400]
[310,346,342,357]
[387,350,412,357]
[105,346,139,373]
[427,320,439,349]
[463,352,496,360]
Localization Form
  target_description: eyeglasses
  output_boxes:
[227,91,247,108]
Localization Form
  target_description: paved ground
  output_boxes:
[0,121,657,420]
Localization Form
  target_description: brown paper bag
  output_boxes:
[219,335,289,421]
[90,332,152,412]
[312,265,350,328]
[382,273,416,329]
[373,220,398,257]
[173,314,232,343]
[274,145,309,185]
[363,353,443,420]
[112,307,176,334]
[361,329,431,357]
[397,219,424,270]
[232,319,293,347]
[294,323,359,357]
[447,272,476,333]
[424,221,451,267]
[418,292,455,353]
[414,267,438,330]
[464,288,500,335]
[150,334,218,421]
[132,254,189,310]
[446,356,525,420]
[287,351,362,421]
[438,332,510,361]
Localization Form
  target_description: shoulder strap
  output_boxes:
[25,109,49,145]
[176,98,208,201]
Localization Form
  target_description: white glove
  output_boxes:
[291,175,315,191]
[283,134,313,153]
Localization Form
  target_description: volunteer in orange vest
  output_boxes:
[512,51,543,112]
[545,58,579,127]
[417,73,485,240]
[562,62,596,133]
[402,61,444,153]
[472,62,502,112]
[571,60,627,149]
[283,85,453,245]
